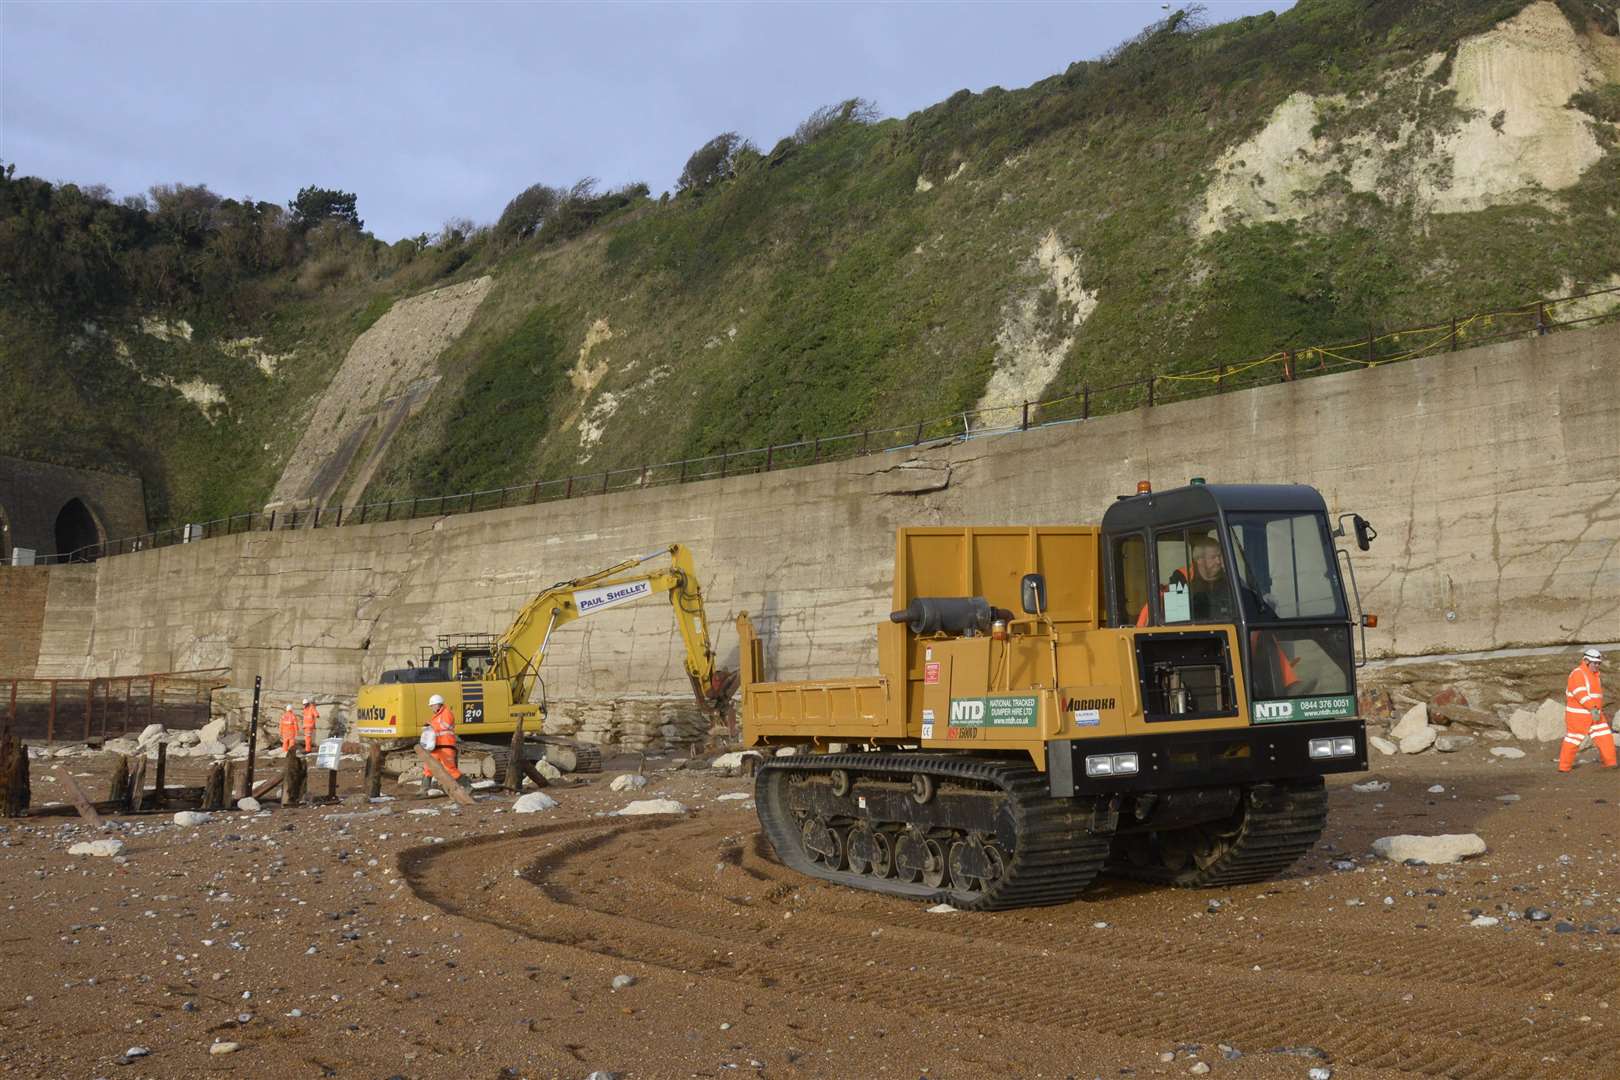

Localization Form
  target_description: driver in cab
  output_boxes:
[1174,536,1233,622]
[1136,534,1236,625]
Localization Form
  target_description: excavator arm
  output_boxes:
[490,544,737,731]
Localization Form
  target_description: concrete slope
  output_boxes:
[268,276,493,510]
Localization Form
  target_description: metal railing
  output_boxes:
[22,284,1620,566]
[1,668,229,743]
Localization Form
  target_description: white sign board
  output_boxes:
[575,578,653,616]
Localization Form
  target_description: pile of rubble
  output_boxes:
[29,717,318,765]
[545,699,710,750]
[1365,689,1567,758]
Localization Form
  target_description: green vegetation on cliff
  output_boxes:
[3,0,1618,526]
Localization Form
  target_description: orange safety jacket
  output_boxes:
[426,706,457,749]
[1567,664,1604,722]
[302,703,319,734]
[278,709,298,736]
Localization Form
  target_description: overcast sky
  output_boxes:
[3,1,1290,243]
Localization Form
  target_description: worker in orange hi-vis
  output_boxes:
[420,693,469,792]
[301,698,319,753]
[278,703,299,754]
[1560,648,1615,772]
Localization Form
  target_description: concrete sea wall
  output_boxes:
[10,323,1619,744]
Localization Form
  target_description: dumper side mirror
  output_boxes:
[1020,573,1047,616]
[1353,515,1377,551]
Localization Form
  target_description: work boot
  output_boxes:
[455,775,474,793]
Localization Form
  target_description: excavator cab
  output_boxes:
[378,635,498,685]
[1102,482,1361,724]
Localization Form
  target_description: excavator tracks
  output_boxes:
[1105,777,1328,888]
[754,753,1112,911]
[477,738,604,777]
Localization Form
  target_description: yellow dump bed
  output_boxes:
[739,526,1100,746]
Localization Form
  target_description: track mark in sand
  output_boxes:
[403,819,1609,1078]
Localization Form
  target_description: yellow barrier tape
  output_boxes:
[1139,294,1605,392]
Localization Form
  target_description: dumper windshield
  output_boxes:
[1227,512,1345,623]
[1228,511,1353,710]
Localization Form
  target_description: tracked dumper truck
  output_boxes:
[737,482,1378,910]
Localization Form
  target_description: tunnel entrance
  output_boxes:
[54,498,104,562]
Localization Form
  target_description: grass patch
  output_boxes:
[401,305,568,495]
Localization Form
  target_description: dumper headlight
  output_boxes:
[1309,737,1357,759]
[1085,752,1140,778]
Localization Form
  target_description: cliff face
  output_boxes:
[3,2,1617,530]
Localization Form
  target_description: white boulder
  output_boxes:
[513,792,559,814]
[137,723,166,745]
[1490,746,1527,759]
[198,718,227,744]
[1434,735,1476,752]
[237,797,261,812]
[1534,699,1565,742]
[610,773,649,792]
[1369,736,1398,756]
[1399,726,1437,754]
[1507,708,1538,741]
[1371,833,1486,865]
[172,730,202,748]
[173,811,212,827]
[613,798,688,816]
[197,740,228,759]
[68,839,125,857]
[1389,703,1430,741]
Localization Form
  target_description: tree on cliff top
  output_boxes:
[288,185,362,232]
[678,132,758,193]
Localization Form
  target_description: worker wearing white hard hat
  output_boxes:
[1561,648,1614,772]
[421,693,466,792]
[301,698,319,753]
[279,702,299,754]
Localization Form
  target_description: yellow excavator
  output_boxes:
[354,544,737,772]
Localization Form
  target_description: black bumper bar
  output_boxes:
[1045,718,1367,797]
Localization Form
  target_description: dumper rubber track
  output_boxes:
[755,753,1113,911]
[1104,778,1328,888]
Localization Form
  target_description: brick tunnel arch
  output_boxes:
[54,497,105,562]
